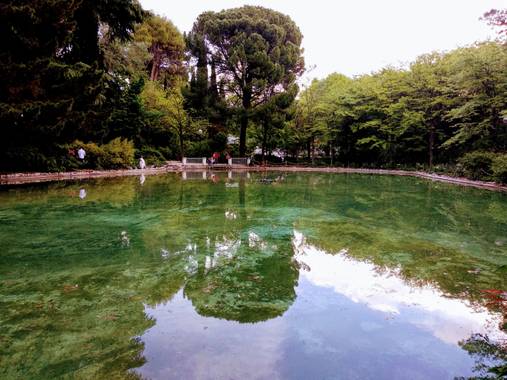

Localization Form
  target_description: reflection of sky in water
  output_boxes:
[136,230,506,380]
[292,230,507,345]
[138,290,287,380]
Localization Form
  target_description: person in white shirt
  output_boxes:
[77,147,86,160]
[139,156,146,169]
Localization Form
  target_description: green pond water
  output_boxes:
[1,172,506,379]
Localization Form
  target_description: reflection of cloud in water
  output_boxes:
[293,230,507,345]
[139,290,285,380]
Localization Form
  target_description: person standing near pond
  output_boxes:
[212,152,219,165]
[77,147,86,161]
[139,156,146,169]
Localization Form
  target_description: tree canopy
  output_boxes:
[0,3,506,184]
[135,14,185,83]
[291,42,507,174]
[188,6,304,155]
[0,0,143,170]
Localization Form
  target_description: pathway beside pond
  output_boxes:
[1,165,506,192]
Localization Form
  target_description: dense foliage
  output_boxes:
[0,0,143,171]
[0,3,506,183]
[187,6,304,155]
[290,42,507,179]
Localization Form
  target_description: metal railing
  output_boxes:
[182,157,206,165]
[182,157,251,166]
[230,157,250,166]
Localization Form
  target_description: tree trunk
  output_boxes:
[179,123,185,160]
[150,49,161,81]
[239,89,251,157]
[150,61,158,81]
[428,125,435,169]
[311,137,315,165]
[239,112,247,157]
[261,121,267,163]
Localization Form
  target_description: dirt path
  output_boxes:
[1,165,506,192]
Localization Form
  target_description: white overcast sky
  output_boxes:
[139,0,506,80]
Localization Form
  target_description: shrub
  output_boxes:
[69,140,104,169]
[137,146,167,166]
[185,140,210,158]
[99,138,135,169]
[492,154,507,184]
[70,138,134,170]
[457,151,496,180]
[156,146,174,159]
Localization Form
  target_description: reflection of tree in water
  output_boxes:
[302,218,507,304]
[300,220,507,379]
[184,238,298,323]
[458,333,507,379]
[294,171,507,310]
[3,173,507,378]
[458,290,507,379]
[155,178,299,323]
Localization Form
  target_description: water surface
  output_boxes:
[1,172,506,379]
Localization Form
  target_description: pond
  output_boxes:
[1,172,506,379]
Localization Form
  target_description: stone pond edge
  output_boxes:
[1,165,506,192]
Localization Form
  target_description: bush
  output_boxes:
[457,151,496,180]
[492,154,507,184]
[185,140,210,158]
[70,138,134,170]
[137,146,167,166]
[69,140,104,169]
[156,146,172,157]
[99,138,135,169]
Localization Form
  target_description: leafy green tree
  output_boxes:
[441,43,507,153]
[183,32,229,153]
[252,86,297,161]
[189,6,304,156]
[141,81,198,159]
[290,41,506,172]
[0,0,143,171]
[406,53,454,167]
[297,79,331,162]
[104,77,146,143]
[100,24,151,80]
[135,14,185,84]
